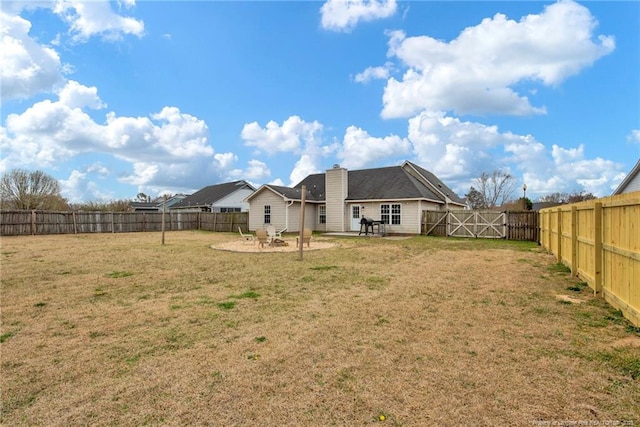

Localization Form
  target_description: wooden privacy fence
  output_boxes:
[539,192,640,327]
[422,210,538,241]
[0,210,249,236]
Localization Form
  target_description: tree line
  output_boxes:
[1,169,134,211]
[464,170,595,210]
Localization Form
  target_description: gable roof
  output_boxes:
[250,161,465,205]
[404,161,467,205]
[613,158,640,195]
[171,180,255,209]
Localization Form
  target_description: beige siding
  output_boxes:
[349,201,437,234]
[248,191,287,232]
[285,203,320,232]
[326,167,348,232]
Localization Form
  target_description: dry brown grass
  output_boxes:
[1,231,638,426]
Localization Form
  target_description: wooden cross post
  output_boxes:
[298,185,306,261]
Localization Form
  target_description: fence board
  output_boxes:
[0,210,246,236]
[422,210,537,241]
[539,192,640,327]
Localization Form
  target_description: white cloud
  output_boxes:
[290,155,320,186]
[354,62,393,83]
[0,11,66,101]
[0,81,234,195]
[321,0,397,32]
[241,116,323,155]
[338,125,410,169]
[86,163,109,176]
[58,80,106,109]
[241,116,338,185]
[405,111,624,198]
[628,130,640,144]
[382,0,615,118]
[59,168,123,202]
[53,0,144,42]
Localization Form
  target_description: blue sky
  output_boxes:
[1,0,639,203]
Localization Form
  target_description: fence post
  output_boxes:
[547,211,552,251]
[31,210,36,235]
[594,202,603,294]
[571,206,577,277]
[556,208,562,263]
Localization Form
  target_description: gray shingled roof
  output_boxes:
[171,180,255,208]
[288,163,464,204]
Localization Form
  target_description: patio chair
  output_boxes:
[296,228,312,248]
[266,225,283,240]
[256,229,269,248]
[238,227,254,244]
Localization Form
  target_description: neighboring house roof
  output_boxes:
[613,158,640,195]
[171,180,256,209]
[247,161,465,206]
[130,194,189,211]
[531,201,561,211]
[130,202,159,211]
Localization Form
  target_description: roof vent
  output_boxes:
[333,164,341,169]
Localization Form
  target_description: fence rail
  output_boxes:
[422,210,538,241]
[539,192,640,327]
[0,210,248,236]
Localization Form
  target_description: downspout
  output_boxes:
[285,199,294,231]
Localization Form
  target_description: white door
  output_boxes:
[351,205,361,231]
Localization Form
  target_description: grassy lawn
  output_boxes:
[1,231,638,426]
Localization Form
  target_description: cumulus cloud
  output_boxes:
[382,0,615,118]
[53,0,144,42]
[405,111,624,198]
[628,130,640,144]
[58,80,106,109]
[241,116,338,185]
[0,11,66,101]
[241,116,323,155]
[59,169,116,202]
[0,81,235,195]
[321,0,397,32]
[338,125,410,169]
[1,0,144,103]
[354,62,393,83]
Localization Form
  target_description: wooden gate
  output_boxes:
[448,210,506,238]
[422,210,537,241]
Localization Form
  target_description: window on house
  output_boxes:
[264,205,271,224]
[319,205,326,224]
[391,203,401,224]
[381,204,401,225]
[381,204,389,224]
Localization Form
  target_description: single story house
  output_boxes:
[170,180,256,212]
[613,158,640,195]
[130,194,187,212]
[246,161,466,234]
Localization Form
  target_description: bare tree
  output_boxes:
[538,191,596,204]
[468,171,517,209]
[0,169,68,210]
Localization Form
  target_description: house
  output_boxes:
[246,161,466,234]
[170,180,256,212]
[613,158,640,195]
[130,194,188,212]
